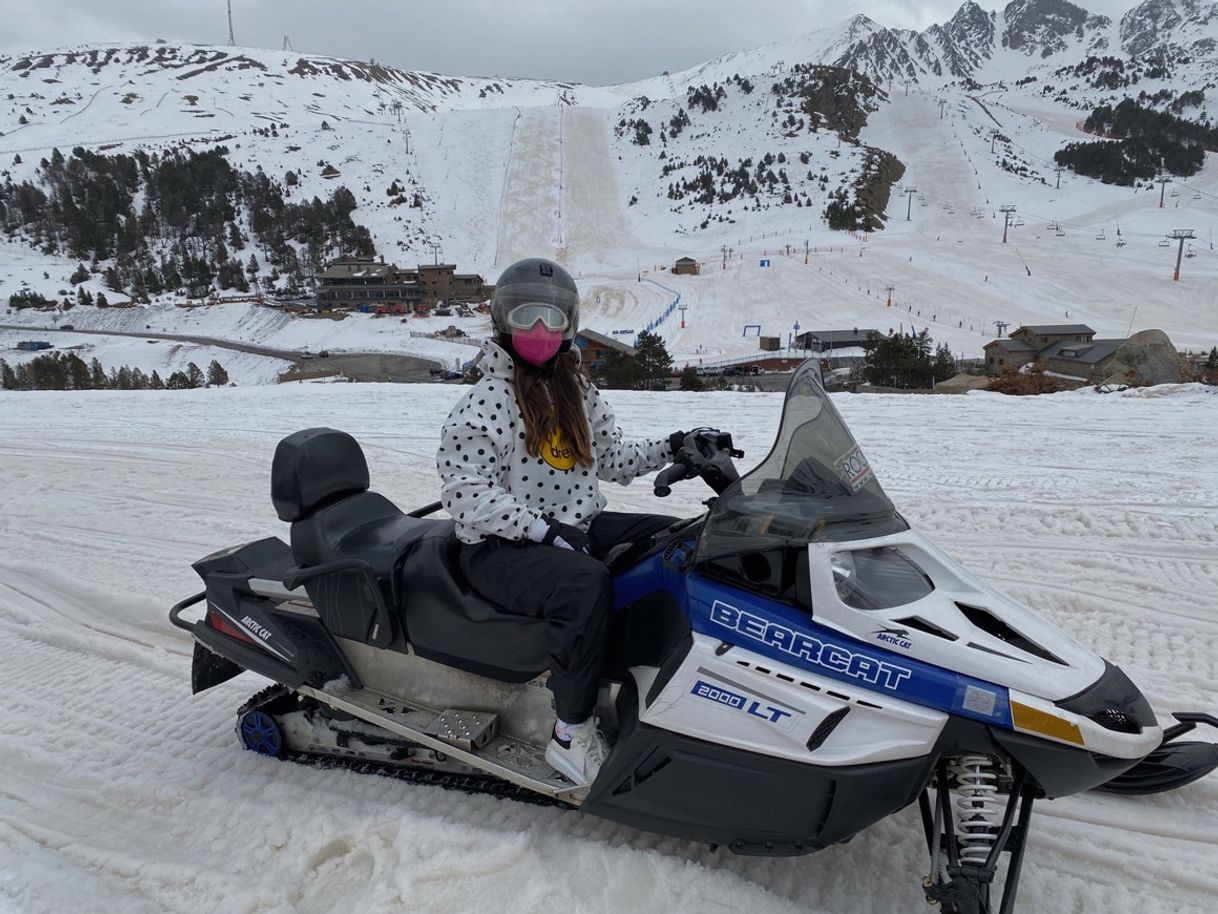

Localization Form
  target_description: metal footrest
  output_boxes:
[424,709,499,751]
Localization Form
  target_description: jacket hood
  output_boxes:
[479,339,517,379]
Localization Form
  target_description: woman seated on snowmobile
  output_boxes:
[436,257,691,787]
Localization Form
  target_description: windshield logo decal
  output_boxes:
[710,601,912,690]
[835,446,874,492]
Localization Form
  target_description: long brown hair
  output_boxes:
[511,346,595,468]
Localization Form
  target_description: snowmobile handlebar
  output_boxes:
[653,458,696,497]
[654,434,743,498]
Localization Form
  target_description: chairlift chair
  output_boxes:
[1158,239,1171,248]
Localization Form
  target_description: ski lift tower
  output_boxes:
[678,300,688,329]
[903,187,918,221]
[227,0,236,46]
[1168,228,1196,281]
[1000,205,1017,243]
[994,320,1010,338]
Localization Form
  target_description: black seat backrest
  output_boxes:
[272,428,370,523]
[271,428,404,647]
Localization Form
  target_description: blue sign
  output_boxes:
[759,259,771,267]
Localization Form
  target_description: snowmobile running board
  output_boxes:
[295,681,585,803]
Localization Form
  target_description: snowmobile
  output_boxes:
[170,361,1217,913]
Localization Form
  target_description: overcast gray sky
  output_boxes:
[0,0,1146,85]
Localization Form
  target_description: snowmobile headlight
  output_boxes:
[830,552,856,581]
[1090,708,1143,734]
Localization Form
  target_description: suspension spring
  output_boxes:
[952,754,1003,867]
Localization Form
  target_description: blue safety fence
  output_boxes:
[636,279,681,346]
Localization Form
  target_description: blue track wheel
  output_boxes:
[239,708,285,758]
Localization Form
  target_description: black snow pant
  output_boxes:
[458,511,678,723]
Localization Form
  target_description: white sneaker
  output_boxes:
[545,721,609,786]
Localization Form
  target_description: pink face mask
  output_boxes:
[512,322,564,366]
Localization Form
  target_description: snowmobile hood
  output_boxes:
[696,361,1126,710]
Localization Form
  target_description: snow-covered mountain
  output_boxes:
[2,2,1217,378]
[660,1,1218,88]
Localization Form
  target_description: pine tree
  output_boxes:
[149,370,165,390]
[95,291,109,307]
[90,358,107,389]
[0,359,16,389]
[70,263,90,285]
[185,362,205,389]
[1203,346,1218,385]
[206,360,230,387]
[601,349,644,390]
[66,354,91,390]
[634,330,673,388]
[932,343,958,383]
[679,365,703,391]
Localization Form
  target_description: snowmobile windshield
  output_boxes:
[697,361,907,563]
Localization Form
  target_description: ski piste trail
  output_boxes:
[1,382,1216,914]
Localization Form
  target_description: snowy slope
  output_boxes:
[1,382,1216,913]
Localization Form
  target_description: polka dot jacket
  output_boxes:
[437,340,672,545]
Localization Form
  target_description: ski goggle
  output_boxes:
[506,302,570,333]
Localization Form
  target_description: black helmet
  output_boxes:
[491,258,580,345]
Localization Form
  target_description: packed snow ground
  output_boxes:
[1,382,1216,913]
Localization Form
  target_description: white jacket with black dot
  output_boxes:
[437,340,672,545]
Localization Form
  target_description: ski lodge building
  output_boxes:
[793,328,882,353]
[314,256,490,313]
[984,325,1126,379]
[575,329,635,372]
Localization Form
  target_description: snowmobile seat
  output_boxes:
[271,428,550,681]
[399,523,550,682]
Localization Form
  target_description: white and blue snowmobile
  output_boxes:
[170,361,1216,913]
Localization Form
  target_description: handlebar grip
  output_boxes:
[653,461,691,497]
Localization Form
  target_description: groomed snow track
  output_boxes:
[1,383,1216,913]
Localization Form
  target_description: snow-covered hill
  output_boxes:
[1,381,1216,913]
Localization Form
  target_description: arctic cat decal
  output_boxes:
[710,601,912,690]
[874,629,913,650]
[241,615,273,642]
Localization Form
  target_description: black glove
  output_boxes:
[668,430,687,459]
[673,427,733,458]
[528,516,590,553]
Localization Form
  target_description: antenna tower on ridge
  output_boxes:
[282,35,294,52]
[227,1,236,46]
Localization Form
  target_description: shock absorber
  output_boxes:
[952,754,1002,866]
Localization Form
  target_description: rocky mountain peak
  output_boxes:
[1002,0,1110,56]
[1121,0,1218,56]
